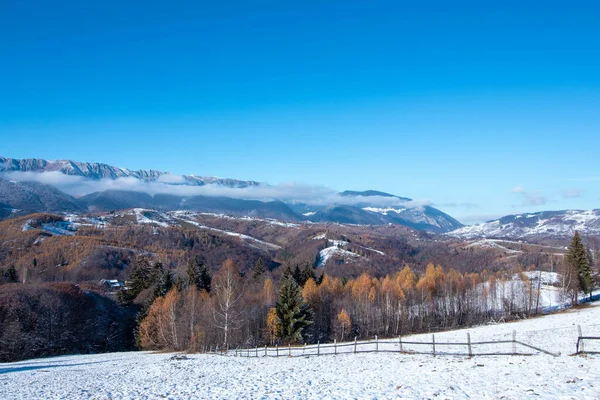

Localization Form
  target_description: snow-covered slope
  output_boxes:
[450,209,600,239]
[3,302,600,399]
[0,157,259,188]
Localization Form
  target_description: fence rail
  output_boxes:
[235,330,560,359]
[576,325,600,355]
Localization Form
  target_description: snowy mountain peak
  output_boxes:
[449,209,600,239]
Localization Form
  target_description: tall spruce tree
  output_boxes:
[300,263,316,286]
[187,256,212,292]
[566,231,594,299]
[276,275,313,344]
[252,258,267,281]
[153,266,173,298]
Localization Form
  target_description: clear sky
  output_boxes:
[1,1,599,223]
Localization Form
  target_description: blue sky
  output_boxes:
[1,1,599,223]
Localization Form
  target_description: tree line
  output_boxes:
[133,231,597,352]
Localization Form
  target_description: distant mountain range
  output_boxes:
[0,157,464,232]
[449,210,600,239]
[0,157,259,188]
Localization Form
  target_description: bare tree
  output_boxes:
[212,259,244,349]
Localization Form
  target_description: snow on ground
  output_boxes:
[173,211,301,228]
[2,303,600,399]
[467,239,522,254]
[316,246,360,267]
[132,208,171,228]
[176,216,281,251]
[316,239,385,266]
[363,206,407,215]
[450,210,600,239]
[519,270,561,286]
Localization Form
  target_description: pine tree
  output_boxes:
[252,258,267,281]
[292,265,303,285]
[154,267,173,298]
[198,263,212,293]
[300,263,316,286]
[566,231,594,299]
[187,256,212,292]
[118,258,152,304]
[276,275,313,344]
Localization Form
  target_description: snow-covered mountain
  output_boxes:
[0,157,260,188]
[449,210,600,239]
[0,157,462,232]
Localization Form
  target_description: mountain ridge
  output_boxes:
[449,209,600,239]
[0,156,462,232]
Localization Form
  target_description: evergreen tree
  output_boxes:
[153,266,173,298]
[4,266,18,283]
[252,258,267,280]
[187,256,212,292]
[276,275,313,344]
[281,265,293,280]
[198,262,212,293]
[300,263,316,286]
[566,231,594,299]
[292,265,303,285]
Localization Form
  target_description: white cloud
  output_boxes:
[0,171,428,208]
[157,174,187,184]
[510,186,546,207]
[562,188,584,198]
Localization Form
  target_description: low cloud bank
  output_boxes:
[1,171,427,208]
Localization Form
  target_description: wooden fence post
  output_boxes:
[288,344,291,357]
[354,336,357,354]
[317,341,320,356]
[276,344,279,357]
[265,345,267,357]
[432,334,436,356]
[256,346,258,357]
[399,335,402,353]
[334,339,337,355]
[512,330,516,355]
[304,343,306,356]
[375,336,378,353]
[578,325,583,354]
[467,333,472,357]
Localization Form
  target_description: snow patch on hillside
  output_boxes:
[362,207,406,215]
[175,216,281,251]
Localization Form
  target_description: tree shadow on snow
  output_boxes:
[0,360,111,375]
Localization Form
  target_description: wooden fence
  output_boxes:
[234,330,560,358]
[576,325,600,355]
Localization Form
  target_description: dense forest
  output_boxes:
[0,213,598,361]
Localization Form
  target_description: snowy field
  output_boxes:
[2,303,600,399]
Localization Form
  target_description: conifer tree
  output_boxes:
[252,258,267,281]
[276,275,313,344]
[154,267,173,298]
[292,265,303,285]
[187,256,212,292]
[300,263,316,286]
[566,231,594,299]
